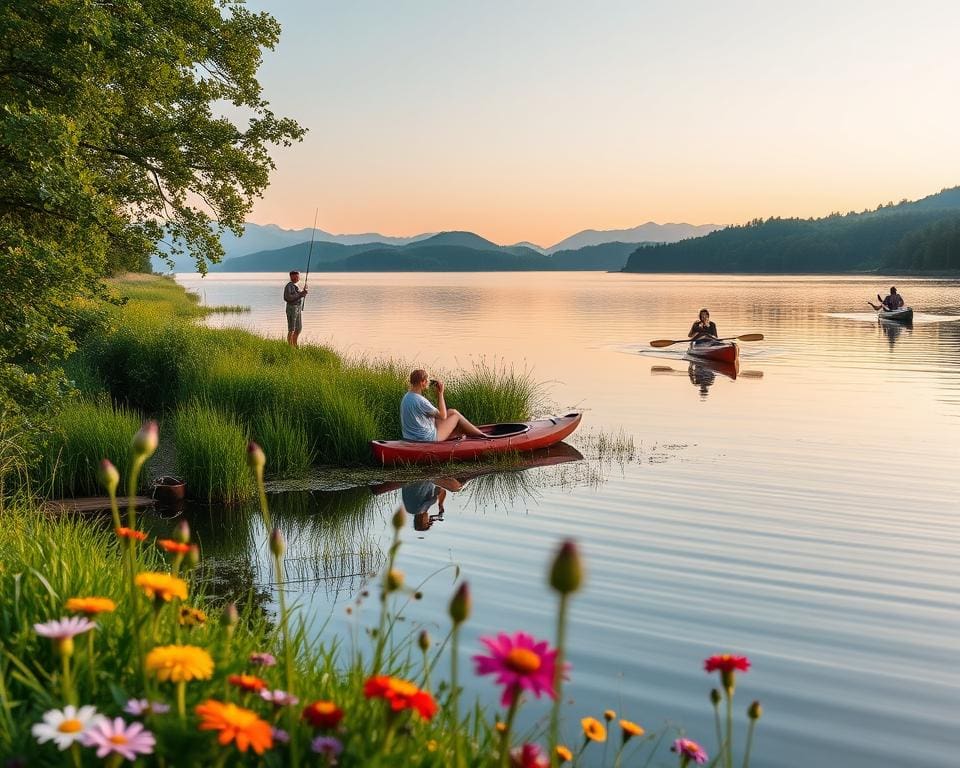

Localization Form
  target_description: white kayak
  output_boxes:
[877,307,913,322]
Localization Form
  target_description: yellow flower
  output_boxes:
[603,709,616,721]
[555,745,573,763]
[178,606,207,627]
[495,721,507,734]
[620,719,645,741]
[581,716,607,742]
[146,644,214,683]
[427,740,438,752]
[135,572,188,602]
[65,597,116,615]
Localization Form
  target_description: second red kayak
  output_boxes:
[371,412,582,465]
[686,340,740,365]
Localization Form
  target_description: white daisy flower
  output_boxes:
[32,705,105,750]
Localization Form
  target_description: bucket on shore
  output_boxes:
[152,476,186,504]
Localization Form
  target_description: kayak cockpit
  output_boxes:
[481,423,530,438]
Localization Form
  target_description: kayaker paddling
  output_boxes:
[688,309,718,343]
[400,369,489,442]
[868,287,905,312]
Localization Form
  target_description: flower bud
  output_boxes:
[270,528,286,558]
[710,688,722,707]
[132,420,159,459]
[748,700,763,720]
[603,709,616,722]
[386,568,404,592]
[418,630,431,652]
[549,539,583,594]
[247,441,266,473]
[97,459,119,495]
[173,519,190,544]
[187,543,201,568]
[221,602,239,636]
[448,581,471,626]
[391,507,406,531]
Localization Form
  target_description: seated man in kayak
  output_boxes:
[688,309,718,343]
[401,369,489,442]
[881,287,904,310]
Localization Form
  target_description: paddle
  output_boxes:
[650,364,764,379]
[866,300,881,311]
[649,333,764,348]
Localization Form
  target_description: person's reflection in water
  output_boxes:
[400,478,464,533]
[687,363,716,399]
[879,319,911,349]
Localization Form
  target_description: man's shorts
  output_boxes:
[286,303,302,333]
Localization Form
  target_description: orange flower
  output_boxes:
[302,700,344,729]
[229,674,267,694]
[581,717,606,742]
[196,699,273,754]
[620,719,644,742]
[116,527,148,541]
[158,539,191,554]
[555,745,573,763]
[363,675,438,720]
[65,597,116,615]
[135,572,188,602]
[178,606,207,627]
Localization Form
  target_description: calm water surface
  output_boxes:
[175,272,960,767]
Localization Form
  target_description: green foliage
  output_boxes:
[0,0,303,422]
[446,360,540,425]
[35,399,143,498]
[174,402,253,503]
[882,212,960,271]
[623,186,960,273]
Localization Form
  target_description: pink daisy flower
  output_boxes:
[473,632,560,707]
[82,717,155,760]
[123,699,170,716]
[34,616,97,640]
[260,689,300,707]
[671,738,708,765]
[249,651,277,667]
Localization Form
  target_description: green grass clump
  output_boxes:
[251,409,314,478]
[36,399,142,497]
[174,402,253,503]
[446,359,542,424]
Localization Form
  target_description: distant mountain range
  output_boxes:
[212,232,648,273]
[623,186,960,273]
[152,220,715,272]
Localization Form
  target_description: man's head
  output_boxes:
[890,286,897,294]
[289,270,300,281]
[699,308,710,322]
[410,369,429,387]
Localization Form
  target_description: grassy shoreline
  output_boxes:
[37,274,539,501]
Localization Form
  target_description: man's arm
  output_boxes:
[434,381,448,420]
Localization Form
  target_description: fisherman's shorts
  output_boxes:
[286,303,302,333]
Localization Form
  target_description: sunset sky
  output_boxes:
[244,0,960,247]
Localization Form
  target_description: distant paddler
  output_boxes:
[283,269,308,347]
[867,286,905,311]
[688,308,718,342]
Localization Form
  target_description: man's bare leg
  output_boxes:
[435,409,487,440]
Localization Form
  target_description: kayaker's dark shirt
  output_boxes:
[689,320,718,339]
[882,294,904,310]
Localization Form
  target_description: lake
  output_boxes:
[174,271,960,767]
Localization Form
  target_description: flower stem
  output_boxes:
[500,688,521,768]
[712,696,723,761]
[450,626,463,768]
[372,533,400,675]
[725,689,734,768]
[549,592,569,766]
[86,629,96,695]
[274,552,299,768]
[177,679,186,722]
[742,718,757,768]
[60,651,75,706]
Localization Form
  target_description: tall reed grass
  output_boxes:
[174,403,253,503]
[36,399,142,497]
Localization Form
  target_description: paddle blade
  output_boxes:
[649,339,681,348]
[736,333,764,342]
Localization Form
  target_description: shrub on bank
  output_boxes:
[1,422,764,766]
[174,403,253,503]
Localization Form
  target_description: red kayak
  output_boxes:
[686,340,739,365]
[371,413,582,465]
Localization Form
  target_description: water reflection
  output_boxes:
[651,360,762,399]
[879,317,912,348]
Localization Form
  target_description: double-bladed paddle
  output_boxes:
[649,333,764,348]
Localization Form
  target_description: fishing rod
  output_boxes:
[301,208,319,310]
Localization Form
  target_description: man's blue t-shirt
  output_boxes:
[400,391,439,441]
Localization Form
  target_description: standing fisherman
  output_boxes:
[283,270,308,347]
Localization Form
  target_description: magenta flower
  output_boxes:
[249,651,277,667]
[473,632,560,707]
[510,743,549,768]
[260,689,300,707]
[671,738,708,765]
[34,616,97,640]
[123,699,170,716]
[82,717,155,760]
[312,735,343,756]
